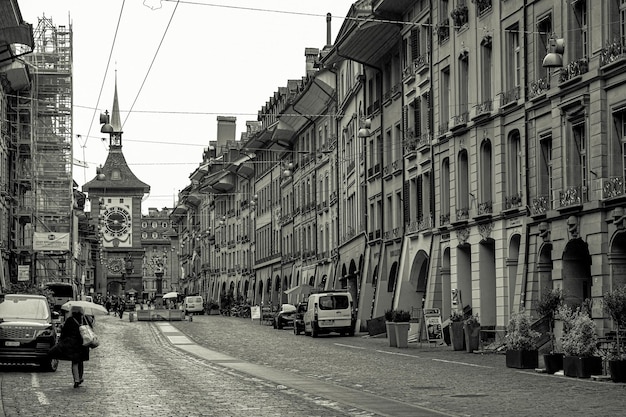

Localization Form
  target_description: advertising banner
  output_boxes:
[33,232,70,251]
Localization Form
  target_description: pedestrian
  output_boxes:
[49,305,93,388]
[105,298,111,315]
[118,299,126,319]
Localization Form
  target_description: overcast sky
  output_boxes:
[18,0,354,212]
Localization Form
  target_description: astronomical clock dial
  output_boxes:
[101,200,132,247]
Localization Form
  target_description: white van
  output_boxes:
[304,291,355,337]
[184,296,204,315]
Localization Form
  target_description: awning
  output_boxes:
[226,152,255,178]
[284,284,313,304]
[329,19,401,66]
[0,23,34,65]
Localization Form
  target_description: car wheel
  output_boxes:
[40,357,58,372]
[277,321,283,330]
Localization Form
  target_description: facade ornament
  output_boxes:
[567,215,579,239]
[538,221,551,242]
[456,227,470,246]
[612,207,626,230]
[478,222,493,241]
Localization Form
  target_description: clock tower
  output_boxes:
[83,77,150,299]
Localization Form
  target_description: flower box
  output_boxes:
[563,356,603,378]
[506,349,539,369]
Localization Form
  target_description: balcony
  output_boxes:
[504,192,523,211]
[528,77,550,101]
[600,39,626,67]
[450,112,469,132]
[455,208,470,223]
[472,100,492,122]
[472,0,492,17]
[531,195,549,216]
[440,212,450,226]
[416,132,431,153]
[450,4,469,31]
[594,177,625,200]
[476,201,493,217]
[553,186,585,210]
[435,18,450,44]
[559,58,588,85]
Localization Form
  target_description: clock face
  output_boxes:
[104,206,131,237]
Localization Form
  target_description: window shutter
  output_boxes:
[417,175,424,221]
[411,28,419,60]
[403,105,409,139]
[403,180,410,224]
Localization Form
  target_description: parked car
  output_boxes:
[0,294,59,371]
[273,304,297,329]
[304,291,355,337]
[293,301,308,335]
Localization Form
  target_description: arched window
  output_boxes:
[480,140,493,210]
[457,150,470,217]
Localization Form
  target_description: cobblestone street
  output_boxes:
[1,314,625,416]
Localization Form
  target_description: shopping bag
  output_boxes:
[78,317,99,348]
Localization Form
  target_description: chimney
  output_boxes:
[216,116,236,155]
[305,47,320,76]
[326,13,332,48]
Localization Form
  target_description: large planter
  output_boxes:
[609,359,626,383]
[506,349,539,369]
[464,324,480,353]
[563,355,603,378]
[386,322,397,347]
[450,322,465,351]
[395,322,410,348]
[543,353,564,374]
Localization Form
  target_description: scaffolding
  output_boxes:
[10,16,73,285]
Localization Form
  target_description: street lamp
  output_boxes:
[542,36,565,68]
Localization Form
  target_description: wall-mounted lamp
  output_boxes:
[96,165,106,181]
[542,37,565,68]
[282,162,293,178]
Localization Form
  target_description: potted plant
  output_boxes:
[559,303,602,378]
[385,309,397,347]
[504,312,541,369]
[393,310,412,348]
[603,284,626,382]
[463,314,481,353]
[449,311,465,351]
[536,288,565,373]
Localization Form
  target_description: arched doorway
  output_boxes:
[562,238,592,307]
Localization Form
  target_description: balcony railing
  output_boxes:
[435,18,450,44]
[527,77,549,100]
[455,208,470,222]
[600,39,626,67]
[559,58,588,84]
[504,192,523,210]
[553,186,585,209]
[440,212,450,226]
[472,0,492,17]
[477,201,493,216]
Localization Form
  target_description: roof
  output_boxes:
[82,149,150,193]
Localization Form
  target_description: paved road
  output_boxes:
[1,314,624,416]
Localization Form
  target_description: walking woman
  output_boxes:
[50,305,93,388]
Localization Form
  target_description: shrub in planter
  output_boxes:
[504,312,541,369]
[384,309,397,347]
[464,314,481,353]
[393,310,412,348]
[536,288,565,373]
[449,311,465,351]
[603,285,626,382]
[559,304,602,378]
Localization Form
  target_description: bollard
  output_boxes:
[188,314,193,322]
[129,312,135,322]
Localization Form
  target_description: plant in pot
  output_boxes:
[463,314,481,353]
[602,284,626,382]
[559,303,602,378]
[504,312,541,369]
[449,311,465,351]
[536,287,565,373]
[393,310,412,348]
[385,309,397,347]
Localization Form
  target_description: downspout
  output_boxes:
[520,0,531,313]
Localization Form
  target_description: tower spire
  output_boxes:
[110,70,122,133]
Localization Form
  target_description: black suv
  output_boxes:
[0,294,59,371]
[293,301,308,335]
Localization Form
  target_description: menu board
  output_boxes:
[423,308,444,344]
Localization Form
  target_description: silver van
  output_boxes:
[303,291,355,337]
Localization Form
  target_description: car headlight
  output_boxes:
[35,327,56,338]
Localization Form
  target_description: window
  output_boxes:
[610,108,626,180]
[536,15,552,79]
[507,130,521,199]
[506,24,520,93]
[481,37,492,105]
[537,133,553,198]
[142,232,147,239]
[457,150,470,213]
[440,67,450,132]
[458,53,469,118]
[480,140,493,205]
[571,0,588,60]
[441,158,450,221]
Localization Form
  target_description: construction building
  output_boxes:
[4,14,78,288]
